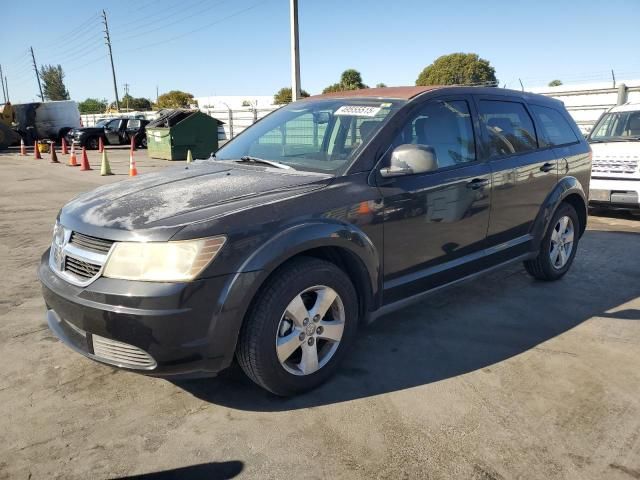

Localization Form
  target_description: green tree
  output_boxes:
[121,94,152,111]
[548,79,563,87]
[322,69,369,94]
[416,53,497,86]
[39,64,70,101]
[155,90,196,109]
[375,83,388,88]
[78,98,108,114]
[273,87,310,105]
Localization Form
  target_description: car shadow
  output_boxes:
[174,230,640,412]
[111,460,243,480]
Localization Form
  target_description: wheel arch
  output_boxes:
[532,176,588,245]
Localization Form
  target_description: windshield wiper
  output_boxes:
[236,156,292,170]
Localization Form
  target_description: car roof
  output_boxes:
[608,102,640,113]
[307,85,564,108]
[309,86,442,100]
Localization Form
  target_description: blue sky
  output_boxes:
[2,0,639,103]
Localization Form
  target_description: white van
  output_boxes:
[588,102,640,211]
[13,100,81,143]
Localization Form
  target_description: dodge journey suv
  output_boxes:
[39,86,592,396]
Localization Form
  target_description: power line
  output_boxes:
[112,0,209,32]
[65,55,109,74]
[121,0,269,54]
[115,0,228,43]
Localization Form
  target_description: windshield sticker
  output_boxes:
[380,103,392,108]
[335,105,382,117]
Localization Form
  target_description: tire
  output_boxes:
[139,136,147,149]
[86,136,99,150]
[236,257,358,396]
[524,202,580,281]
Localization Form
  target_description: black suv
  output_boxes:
[39,87,591,395]
[66,117,149,150]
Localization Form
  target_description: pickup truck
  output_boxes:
[66,117,149,150]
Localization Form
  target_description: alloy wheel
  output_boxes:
[275,285,345,376]
[549,215,574,269]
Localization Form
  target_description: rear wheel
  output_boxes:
[524,202,580,281]
[236,257,358,396]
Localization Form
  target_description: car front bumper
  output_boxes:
[38,251,260,377]
[589,178,640,210]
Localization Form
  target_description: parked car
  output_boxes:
[587,102,640,212]
[39,86,591,396]
[66,117,149,149]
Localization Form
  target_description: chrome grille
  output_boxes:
[65,256,101,279]
[69,232,114,253]
[592,157,639,175]
[92,334,157,369]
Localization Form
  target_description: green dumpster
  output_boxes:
[145,109,222,160]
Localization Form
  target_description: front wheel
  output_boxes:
[236,257,358,396]
[524,202,580,281]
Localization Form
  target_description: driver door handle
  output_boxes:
[540,162,555,173]
[466,178,489,190]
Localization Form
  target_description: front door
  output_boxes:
[378,96,491,304]
[104,119,122,145]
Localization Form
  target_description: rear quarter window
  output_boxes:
[530,105,579,146]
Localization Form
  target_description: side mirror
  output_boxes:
[380,144,438,178]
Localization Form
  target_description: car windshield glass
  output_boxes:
[590,111,640,141]
[95,119,109,127]
[214,98,404,174]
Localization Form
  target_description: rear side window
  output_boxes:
[530,105,579,146]
[478,100,538,158]
[127,119,141,129]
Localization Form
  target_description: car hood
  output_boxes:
[59,161,332,241]
[590,140,640,160]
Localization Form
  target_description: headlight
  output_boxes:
[103,236,226,282]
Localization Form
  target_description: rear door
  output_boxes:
[379,94,492,303]
[475,96,558,258]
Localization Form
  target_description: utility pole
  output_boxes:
[123,82,130,110]
[289,0,301,102]
[30,47,44,101]
[0,65,7,103]
[102,10,120,111]
[4,76,8,102]
[156,85,159,105]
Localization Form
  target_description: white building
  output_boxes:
[194,95,275,110]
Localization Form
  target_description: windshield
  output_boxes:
[590,110,640,141]
[95,119,110,127]
[214,98,404,173]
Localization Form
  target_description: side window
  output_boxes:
[127,119,141,129]
[394,99,476,169]
[478,100,538,158]
[106,119,120,130]
[530,105,578,146]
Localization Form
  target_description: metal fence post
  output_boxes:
[617,83,628,105]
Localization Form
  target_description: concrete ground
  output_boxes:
[0,147,638,480]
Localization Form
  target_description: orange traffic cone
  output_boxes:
[129,140,137,177]
[61,137,69,155]
[98,136,104,153]
[68,143,79,166]
[80,147,92,171]
[50,143,60,164]
[34,141,42,159]
[20,138,27,156]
